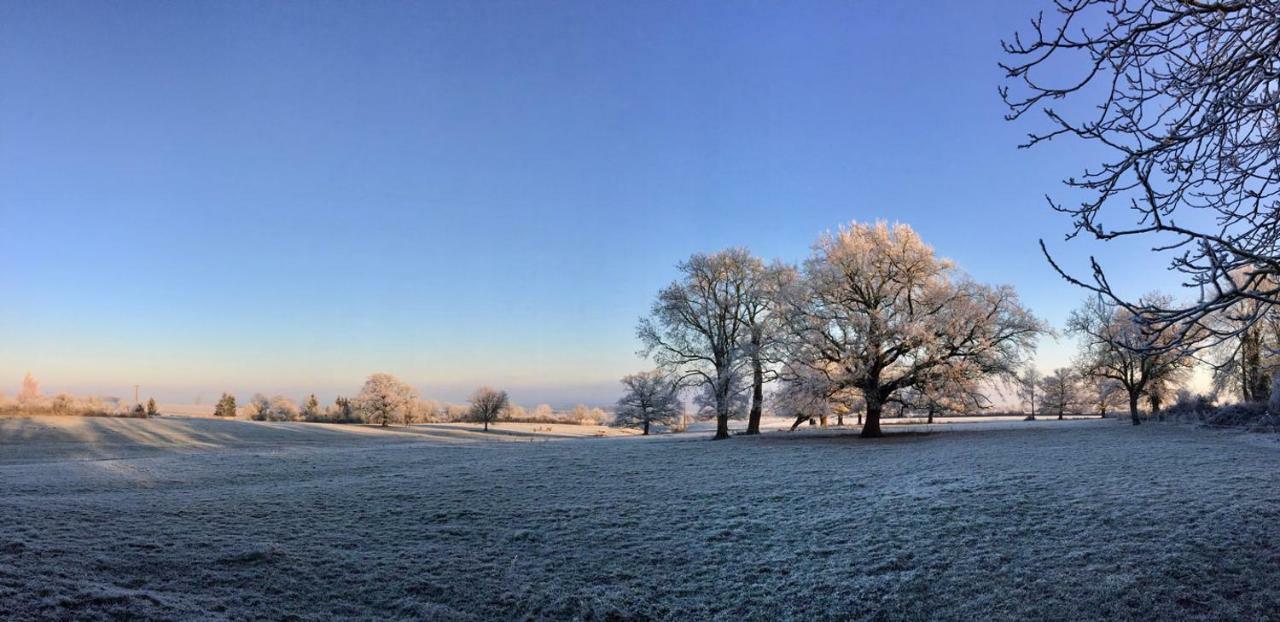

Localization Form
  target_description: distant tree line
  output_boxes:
[209,373,610,430]
[0,373,155,418]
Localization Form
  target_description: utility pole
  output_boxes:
[133,385,140,405]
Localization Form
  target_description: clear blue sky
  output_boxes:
[0,1,1183,406]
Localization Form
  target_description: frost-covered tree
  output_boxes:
[639,248,756,440]
[145,398,158,418]
[332,396,355,423]
[531,403,554,421]
[249,394,272,421]
[355,373,418,427]
[739,259,790,435]
[1202,283,1280,403]
[269,396,300,421]
[777,222,1045,437]
[214,393,237,418]
[1003,2,1280,362]
[614,370,682,435]
[19,372,40,403]
[418,399,442,423]
[1068,295,1197,425]
[1039,368,1081,420]
[901,369,989,424]
[1018,366,1041,421]
[1082,377,1126,418]
[301,394,321,420]
[468,386,508,431]
[774,367,836,431]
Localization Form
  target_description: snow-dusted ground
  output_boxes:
[1,416,1277,621]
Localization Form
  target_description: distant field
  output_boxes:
[1,416,1276,620]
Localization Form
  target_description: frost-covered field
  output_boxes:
[1,416,1278,621]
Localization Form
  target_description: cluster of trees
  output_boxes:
[631,222,1048,439]
[214,374,611,430]
[0,373,156,418]
[1001,2,1280,425]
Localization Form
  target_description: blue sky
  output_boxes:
[0,1,1184,406]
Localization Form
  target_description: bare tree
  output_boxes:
[773,366,839,431]
[1082,376,1126,418]
[1204,290,1280,402]
[355,373,419,427]
[614,370,682,435]
[1018,366,1041,421]
[739,259,789,435]
[777,222,1045,437]
[638,249,755,440]
[901,368,991,424]
[1039,367,1081,420]
[249,393,272,421]
[1068,295,1197,424]
[1003,1,1280,367]
[468,386,508,432]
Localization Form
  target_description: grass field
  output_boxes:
[1,415,1277,621]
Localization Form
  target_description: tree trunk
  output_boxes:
[712,382,731,440]
[745,356,764,435]
[1058,410,1063,420]
[714,412,730,439]
[643,420,650,435]
[837,414,844,426]
[1269,369,1280,416]
[861,395,883,438]
[819,415,828,427]
[1128,392,1141,426]
[790,415,807,431]
[484,419,490,432]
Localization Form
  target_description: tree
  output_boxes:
[1083,377,1126,418]
[468,386,508,431]
[214,393,237,418]
[739,260,789,435]
[1039,368,1081,420]
[1205,289,1280,402]
[301,394,321,420]
[1018,366,1041,421]
[1003,2,1280,356]
[269,396,300,421]
[333,396,355,422]
[639,248,756,440]
[532,404,554,421]
[249,393,272,421]
[614,370,682,435]
[902,369,989,424]
[145,398,158,418]
[19,372,39,403]
[355,373,418,427]
[777,222,1045,437]
[1068,295,1197,425]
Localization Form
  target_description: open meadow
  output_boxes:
[1,415,1277,621]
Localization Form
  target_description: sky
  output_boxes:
[0,1,1191,407]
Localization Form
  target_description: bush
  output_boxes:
[1164,391,1214,422]
[1205,401,1273,430]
